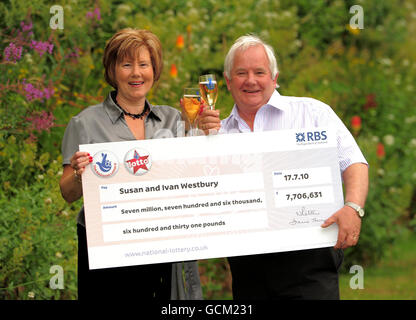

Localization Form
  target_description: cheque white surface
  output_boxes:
[80,128,343,269]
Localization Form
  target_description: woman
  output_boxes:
[59,28,199,300]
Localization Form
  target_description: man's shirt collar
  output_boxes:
[228,90,289,123]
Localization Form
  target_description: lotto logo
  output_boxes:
[124,148,152,176]
[296,131,327,143]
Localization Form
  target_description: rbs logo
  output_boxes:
[296,130,327,143]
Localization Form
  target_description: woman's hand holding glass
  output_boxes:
[180,95,220,136]
[182,87,201,136]
[180,74,220,136]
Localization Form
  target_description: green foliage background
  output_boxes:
[0,0,415,300]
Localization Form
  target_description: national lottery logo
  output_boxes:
[124,148,152,175]
[91,151,119,178]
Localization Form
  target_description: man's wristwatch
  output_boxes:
[345,201,365,218]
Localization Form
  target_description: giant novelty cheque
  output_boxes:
[80,128,343,269]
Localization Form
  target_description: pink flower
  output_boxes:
[23,82,41,101]
[94,7,101,20]
[26,111,55,133]
[20,20,33,32]
[3,42,23,63]
[43,86,55,100]
[30,40,54,57]
[86,7,101,20]
[65,47,80,61]
[22,79,54,102]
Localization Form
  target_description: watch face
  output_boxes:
[358,209,365,217]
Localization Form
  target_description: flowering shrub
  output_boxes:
[29,40,54,57]
[3,42,23,63]
[22,80,54,102]
[0,0,415,299]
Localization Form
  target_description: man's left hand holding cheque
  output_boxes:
[321,162,368,249]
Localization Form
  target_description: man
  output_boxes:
[199,34,368,299]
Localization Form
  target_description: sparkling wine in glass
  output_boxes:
[199,74,218,110]
[183,87,201,136]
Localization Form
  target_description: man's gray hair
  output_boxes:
[224,34,279,80]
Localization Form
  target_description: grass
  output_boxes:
[200,230,416,300]
[339,230,416,300]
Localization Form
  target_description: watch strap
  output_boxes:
[345,201,364,217]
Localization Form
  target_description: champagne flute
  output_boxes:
[183,87,201,136]
[199,74,218,110]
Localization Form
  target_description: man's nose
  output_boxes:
[246,71,256,84]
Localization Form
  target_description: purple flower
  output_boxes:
[20,20,33,32]
[65,47,80,59]
[43,86,55,100]
[86,6,101,21]
[24,82,41,101]
[30,40,54,57]
[3,42,23,63]
[26,111,55,133]
[94,7,101,20]
[22,79,54,102]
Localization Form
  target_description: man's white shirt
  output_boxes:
[220,90,368,174]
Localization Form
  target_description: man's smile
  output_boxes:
[243,89,261,93]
